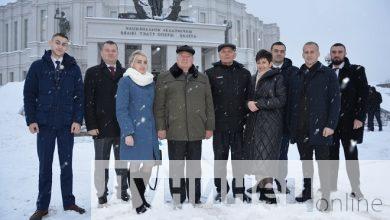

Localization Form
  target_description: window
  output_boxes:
[13,21,18,51]
[40,10,47,42]
[23,19,28,49]
[9,72,14,82]
[5,24,9,52]
[199,12,206,23]
[87,6,94,17]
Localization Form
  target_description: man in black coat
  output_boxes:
[328,43,369,199]
[367,86,383,131]
[289,42,340,211]
[270,42,299,194]
[205,43,251,203]
[84,41,129,205]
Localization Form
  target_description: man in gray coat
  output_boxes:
[154,45,215,207]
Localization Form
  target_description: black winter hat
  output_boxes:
[218,43,236,52]
[176,45,195,55]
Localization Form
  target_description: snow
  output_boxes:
[1,81,390,219]
[375,86,390,112]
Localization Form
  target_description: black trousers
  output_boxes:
[297,140,330,193]
[94,137,129,197]
[213,131,245,196]
[367,110,382,131]
[167,140,202,204]
[329,133,360,191]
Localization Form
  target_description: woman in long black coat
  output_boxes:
[244,50,286,204]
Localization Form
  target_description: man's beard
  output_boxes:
[332,58,344,65]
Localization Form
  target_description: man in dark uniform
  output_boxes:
[206,43,251,203]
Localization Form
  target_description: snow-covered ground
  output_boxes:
[375,86,390,112]
[1,82,390,220]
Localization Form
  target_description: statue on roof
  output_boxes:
[132,0,184,21]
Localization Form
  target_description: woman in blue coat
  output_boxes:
[116,50,160,214]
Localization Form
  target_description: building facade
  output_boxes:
[0,0,279,85]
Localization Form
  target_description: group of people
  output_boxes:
[24,32,371,219]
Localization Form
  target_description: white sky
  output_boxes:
[237,0,390,84]
[1,0,390,84]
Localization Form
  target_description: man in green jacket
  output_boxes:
[154,45,215,207]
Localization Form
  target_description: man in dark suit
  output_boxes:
[270,41,299,194]
[329,43,369,199]
[84,41,129,205]
[289,42,341,211]
[24,33,85,220]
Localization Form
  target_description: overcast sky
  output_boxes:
[1,0,389,83]
[237,0,390,84]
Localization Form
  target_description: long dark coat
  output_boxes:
[330,58,368,143]
[289,61,341,146]
[84,60,125,139]
[244,69,286,162]
[205,60,251,132]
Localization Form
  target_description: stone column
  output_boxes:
[96,2,103,17]
[0,18,4,52]
[87,42,98,68]
[72,1,82,44]
[166,45,177,69]
[47,3,56,41]
[141,44,152,71]
[117,43,126,67]
[31,3,38,43]
[193,46,202,72]
[214,47,219,62]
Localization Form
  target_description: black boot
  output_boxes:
[295,178,312,203]
[98,195,107,205]
[275,179,291,194]
[121,190,130,202]
[136,204,147,214]
[129,171,147,213]
[136,171,152,208]
[233,185,252,204]
[214,192,223,202]
[350,188,364,200]
[259,188,277,204]
[234,193,252,203]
